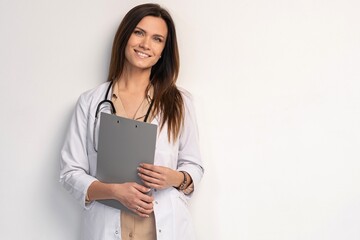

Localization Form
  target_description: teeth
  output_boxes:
[136,50,150,58]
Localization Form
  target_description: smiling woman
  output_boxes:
[124,16,167,72]
[60,3,204,240]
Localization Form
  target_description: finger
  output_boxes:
[139,163,162,173]
[138,176,159,188]
[131,183,154,202]
[137,201,154,211]
[134,205,153,217]
[138,191,154,203]
[138,172,161,184]
[141,180,162,190]
[132,182,151,194]
[138,166,163,179]
[138,170,166,189]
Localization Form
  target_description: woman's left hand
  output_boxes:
[137,163,183,190]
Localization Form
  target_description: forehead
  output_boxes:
[136,16,168,37]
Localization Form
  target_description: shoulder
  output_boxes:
[177,87,200,143]
[178,86,195,113]
[75,82,110,111]
[178,87,194,106]
[73,82,111,117]
[79,82,110,102]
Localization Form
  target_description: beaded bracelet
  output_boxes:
[177,171,187,190]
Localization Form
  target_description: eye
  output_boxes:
[153,36,164,43]
[133,30,144,36]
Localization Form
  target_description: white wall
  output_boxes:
[1,0,359,239]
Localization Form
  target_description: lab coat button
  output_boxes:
[155,201,158,204]
[159,229,162,233]
[115,230,119,235]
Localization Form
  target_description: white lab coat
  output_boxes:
[60,82,204,240]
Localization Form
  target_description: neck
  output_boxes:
[116,65,151,93]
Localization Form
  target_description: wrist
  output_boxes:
[176,171,187,190]
[109,183,120,200]
[174,171,183,188]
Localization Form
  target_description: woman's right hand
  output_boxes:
[112,182,154,217]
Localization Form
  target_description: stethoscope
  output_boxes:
[93,81,154,152]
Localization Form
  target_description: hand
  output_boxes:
[137,163,183,190]
[112,182,154,217]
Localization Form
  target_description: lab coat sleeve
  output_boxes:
[60,94,97,209]
[177,92,204,196]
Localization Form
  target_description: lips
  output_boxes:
[134,49,151,58]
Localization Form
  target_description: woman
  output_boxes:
[60,3,203,240]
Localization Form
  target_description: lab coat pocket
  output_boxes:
[170,189,195,238]
[170,188,190,213]
[177,190,190,207]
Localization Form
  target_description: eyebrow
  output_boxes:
[135,27,165,39]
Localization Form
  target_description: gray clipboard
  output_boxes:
[96,112,157,211]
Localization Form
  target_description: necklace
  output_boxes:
[112,84,147,120]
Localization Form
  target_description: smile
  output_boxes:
[134,50,151,58]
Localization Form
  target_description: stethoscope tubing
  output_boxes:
[95,81,116,118]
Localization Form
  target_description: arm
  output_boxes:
[60,94,97,208]
[60,94,153,217]
[138,92,204,195]
[137,164,190,190]
[175,92,204,196]
[86,181,154,217]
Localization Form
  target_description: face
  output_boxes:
[124,16,168,71]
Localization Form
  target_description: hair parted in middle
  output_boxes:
[107,3,184,142]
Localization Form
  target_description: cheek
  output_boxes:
[127,35,137,46]
[124,49,132,62]
[154,44,165,56]
[125,43,133,55]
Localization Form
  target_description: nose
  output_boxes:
[139,36,151,50]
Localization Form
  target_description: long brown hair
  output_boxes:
[107,3,183,142]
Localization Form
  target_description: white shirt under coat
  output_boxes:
[60,82,204,240]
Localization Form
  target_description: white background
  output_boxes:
[1,0,359,239]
